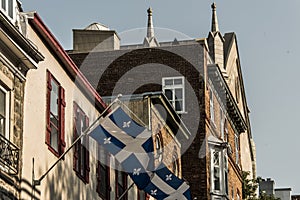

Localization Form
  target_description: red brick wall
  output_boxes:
[206,82,242,200]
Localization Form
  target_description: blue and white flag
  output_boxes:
[89,106,154,189]
[89,106,191,199]
[144,163,192,200]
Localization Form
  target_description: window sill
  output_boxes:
[47,145,61,158]
[210,192,229,199]
[75,171,89,184]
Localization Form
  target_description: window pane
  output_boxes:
[213,152,219,165]
[80,147,85,176]
[165,89,173,100]
[8,0,12,18]
[164,79,173,86]
[50,124,58,152]
[50,113,59,128]
[174,78,182,85]
[175,88,183,99]
[214,167,220,190]
[0,89,5,116]
[175,100,183,111]
[0,115,4,136]
[50,81,59,117]
[99,164,107,196]
[118,171,123,185]
[2,0,6,10]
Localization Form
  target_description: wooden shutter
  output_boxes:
[96,160,101,194]
[73,102,78,171]
[59,87,66,154]
[45,71,52,145]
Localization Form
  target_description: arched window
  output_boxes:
[155,132,163,162]
[172,147,179,176]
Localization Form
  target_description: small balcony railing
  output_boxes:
[0,134,19,174]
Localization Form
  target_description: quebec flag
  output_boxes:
[89,106,191,200]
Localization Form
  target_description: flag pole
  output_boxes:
[117,182,135,200]
[33,94,122,186]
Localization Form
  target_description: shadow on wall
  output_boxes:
[44,160,81,200]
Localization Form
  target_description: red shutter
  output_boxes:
[59,87,66,154]
[73,102,78,170]
[45,71,52,145]
[85,116,90,183]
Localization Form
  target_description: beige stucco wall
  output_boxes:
[21,24,115,200]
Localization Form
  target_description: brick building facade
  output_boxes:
[68,3,256,199]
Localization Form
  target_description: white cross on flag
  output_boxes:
[89,106,191,199]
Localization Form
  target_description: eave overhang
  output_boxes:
[29,13,107,111]
[0,11,44,70]
[208,64,247,134]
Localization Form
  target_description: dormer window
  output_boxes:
[1,0,15,20]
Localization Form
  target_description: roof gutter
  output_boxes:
[30,13,107,110]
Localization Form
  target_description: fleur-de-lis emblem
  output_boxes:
[133,168,141,176]
[151,189,157,196]
[104,137,111,144]
[123,121,131,128]
[166,174,172,181]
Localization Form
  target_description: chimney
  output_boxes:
[72,23,120,53]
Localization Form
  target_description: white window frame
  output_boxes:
[235,134,239,165]
[0,0,15,21]
[0,85,10,139]
[162,76,185,113]
[211,150,221,192]
[210,148,229,197]
[224,153,229,196]
[155,133,163,163]
[220,109,224,140]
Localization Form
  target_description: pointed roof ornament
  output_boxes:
[147,7,154,38]
[211,2,219,32]
[144,7,159,47]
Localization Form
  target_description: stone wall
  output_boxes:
[0,60,25,200]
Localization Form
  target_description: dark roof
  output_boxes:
[223,32,236,68]
[30,13,107,111]
[68,43,205,93]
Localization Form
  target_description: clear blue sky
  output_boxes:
[22,0,300,194]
